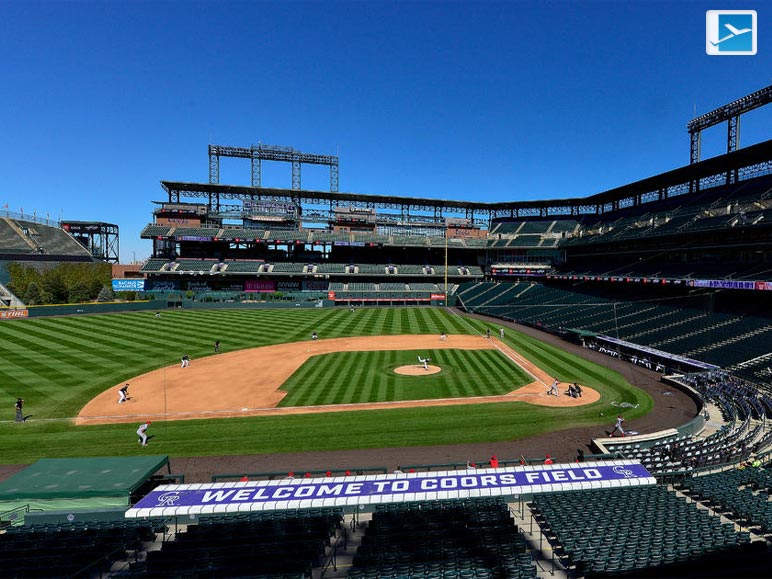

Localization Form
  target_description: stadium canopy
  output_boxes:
[0,455,169,512]
[126,459,653,519]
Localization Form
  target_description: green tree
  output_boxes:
[68,280,92,304]
[97,286,114,302]
[23,281,42,305]
[7,262,41,298]
[42,268,68,304]
[116,290,137,301]
[8,261,115,305]
[88,276,104,300]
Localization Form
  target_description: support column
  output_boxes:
[251,154,262,188]
[292,154,301,190]
[689,131,701,192]
[727,116,740,184]
[208,147,220,184]
[330,161,339,192]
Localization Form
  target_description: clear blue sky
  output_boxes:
[1,0,770,263]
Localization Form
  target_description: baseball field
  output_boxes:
[0,306,652,464]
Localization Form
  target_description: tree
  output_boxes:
[8,261,114,305]
[7,262,41,298]
[23,282,42,305]
[116,290,137,301]
[68,280,91,304]
[97,286,114,302]
[42,268,67,304]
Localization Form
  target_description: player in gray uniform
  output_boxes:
[137,421,151,446]
[610,414,625,437]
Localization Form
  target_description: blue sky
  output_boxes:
[1,0,770,262]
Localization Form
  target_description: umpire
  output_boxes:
[15,397,24,422]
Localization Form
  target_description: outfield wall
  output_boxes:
[10,297,457,318]
[24,301,160,317]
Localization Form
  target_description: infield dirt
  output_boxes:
[76,334,598,425]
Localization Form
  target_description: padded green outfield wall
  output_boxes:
[25,300,160,317]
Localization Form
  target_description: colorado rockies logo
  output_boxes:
[156,492,181,506]
[612,465,635,478]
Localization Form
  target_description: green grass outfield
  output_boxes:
[0,307,652,463]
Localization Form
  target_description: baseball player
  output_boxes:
[610,414,625,437]
[417,355,429,370]
[181,353,190,368]
[547,378,560,396]
[137,421,151,446]
[118,384,129,404]
[15,397,24,423]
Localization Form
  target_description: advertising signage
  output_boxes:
[111,279,146,291]
[126,461,653,518]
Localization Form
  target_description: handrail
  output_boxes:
[320,524,348,577]
[156,473,185,484]
[211,466,387,482]
[68,543,129,578]
[401,453,624,473]
[0,504,30,528]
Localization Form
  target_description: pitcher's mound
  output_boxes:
[394,365,441,375]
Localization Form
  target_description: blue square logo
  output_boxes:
[706,10,757,55]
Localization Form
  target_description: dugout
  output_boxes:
[0,455,170,516]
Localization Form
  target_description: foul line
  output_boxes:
[447,308,545,387]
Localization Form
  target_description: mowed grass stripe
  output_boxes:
[367,351,388,402]
[282,357,330,407]
[404,308,422,335]
[461,348,490,397]
[346,351,371,404]
[320,351,355,405]
[439,349,466,398]
[0,333,90,385]
[1,320,148,371]
[486,353,533,392]
[370,308,389,336]
[426,306,455,333]
[386,308,401,334]
[49,314,211,359]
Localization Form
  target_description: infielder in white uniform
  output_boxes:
[118,384,129,404]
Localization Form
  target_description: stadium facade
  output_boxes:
[136,131,771,386]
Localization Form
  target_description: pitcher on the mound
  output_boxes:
[417,355,430,370]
